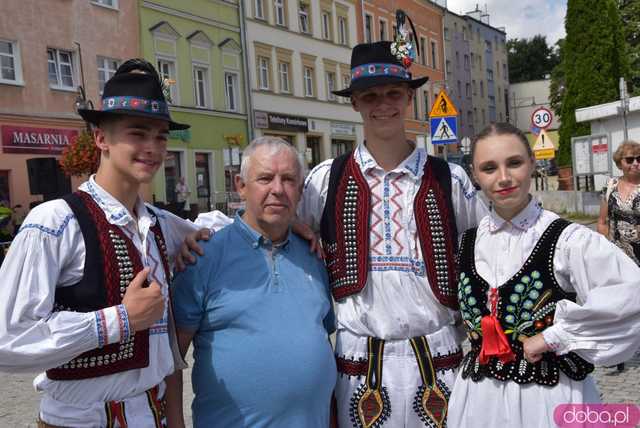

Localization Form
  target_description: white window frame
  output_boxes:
[299,3,310,34]
[321,12,331,39]
[379,18,388,41]
[304,66,314,97]
[91,0,118,9]
[224,71,239,112]
[278,61,290,93]
[254,0,265,19]
[364,14,373,43]
[97,56,119,94]
[47,48,76,91]
[258,56,270,90]
[274,0,286,26]
[156,56,179,104]
[192,65,210,108]
[0,39,23,85]
[338,16,347,45]
[326,71,336,101]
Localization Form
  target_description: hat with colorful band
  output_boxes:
[333,41,428,97]
[77,72,189,130]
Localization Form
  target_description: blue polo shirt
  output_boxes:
[172,213,336,428]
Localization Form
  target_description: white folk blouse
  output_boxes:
[448,197,640,428]
[299,143,488,340]
[0,177,197,406]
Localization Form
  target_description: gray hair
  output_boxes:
[239,136,307,181]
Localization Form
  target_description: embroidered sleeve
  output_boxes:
[0,205,101,372]
[98,305,133,346]
[449,163,488,232]
[549,224,640,364]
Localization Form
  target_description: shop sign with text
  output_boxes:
[1,125,79,154]
[254,111,308,132]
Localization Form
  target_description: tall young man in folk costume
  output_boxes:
[298,12,487,427]
[0,61,198,427]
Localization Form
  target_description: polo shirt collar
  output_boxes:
[354,142,426,178]
[233,210,291,251]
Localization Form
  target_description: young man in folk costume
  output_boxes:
[0,60,199,427]
[298,11,487,428]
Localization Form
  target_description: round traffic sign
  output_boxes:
[531,107,553,129]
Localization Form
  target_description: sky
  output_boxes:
[446,0,567,45]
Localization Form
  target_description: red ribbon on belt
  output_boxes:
[479,288,515,365]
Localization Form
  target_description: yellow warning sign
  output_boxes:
[532,129,556,151]
[534,148,555,160]
[429,90,458,117]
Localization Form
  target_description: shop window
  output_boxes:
[164,151,182,204]
[331,140,353,158]
[195,153,211,212]
[306,136,321,169]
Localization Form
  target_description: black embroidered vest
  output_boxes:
[46,191,171,380]
[320,151,459,308]
[457,218,594,385]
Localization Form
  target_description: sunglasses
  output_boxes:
[623,156,640,164]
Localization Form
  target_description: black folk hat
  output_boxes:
[78,71,189,130]
[333,41,429,97]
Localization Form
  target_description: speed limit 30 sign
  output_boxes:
[531,107,553,129]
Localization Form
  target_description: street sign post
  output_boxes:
[532,129,556,160]
[531,107,553,130]
[429,90,458,145]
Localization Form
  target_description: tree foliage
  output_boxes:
[554,0,629,166]
[507,35,560,83]
[619,0,640,94]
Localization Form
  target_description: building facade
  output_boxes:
[444,6,509,139]
[243,0,363,169]
[139,0,249,212]
[510,79,560,132]
[355,0,447,153]
[0,0,139,211]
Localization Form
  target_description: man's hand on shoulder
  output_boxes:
[175,228,211,271]
[292,219,324,259]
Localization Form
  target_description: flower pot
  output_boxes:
[557,166,574,190]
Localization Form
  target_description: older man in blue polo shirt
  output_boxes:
[172,137,336,428]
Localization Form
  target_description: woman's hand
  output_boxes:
[521,333,550,363]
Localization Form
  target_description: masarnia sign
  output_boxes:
[1,125,79,154]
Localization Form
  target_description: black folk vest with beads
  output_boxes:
[45,191,171,380]
[457,218,594,386]
[320,151,459,308]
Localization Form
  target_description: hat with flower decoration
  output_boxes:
[333,10,427,97]
[77,61,189,130]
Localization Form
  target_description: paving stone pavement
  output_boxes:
[1,348,638,427]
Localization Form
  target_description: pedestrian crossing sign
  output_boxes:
[429,90,458,117]
[430,116,457,144]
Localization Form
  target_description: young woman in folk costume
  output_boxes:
[447,123,640,427]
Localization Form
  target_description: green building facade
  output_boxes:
[139,0,248,213]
